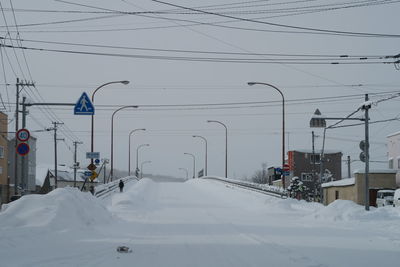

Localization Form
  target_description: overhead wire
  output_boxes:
[3,36,389,59]
[0,42,394,65]
[151,0,400,38]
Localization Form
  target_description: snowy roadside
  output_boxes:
[0,178,399,267]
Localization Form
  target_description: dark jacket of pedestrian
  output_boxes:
[119,180,124,192]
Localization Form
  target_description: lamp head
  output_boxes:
[247,82,256,86]
[121,80,130,85]
[309,109,326,128]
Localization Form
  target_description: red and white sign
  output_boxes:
[16,142,30,156]
[16,129,30,142]
[283,163,290,172]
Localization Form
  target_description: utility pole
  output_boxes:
[47,122,64,189]
[14,78,34,196]
[312,131,317,197]
[363,94,371,211]
[73,141,83,188]
[20,96,29,192]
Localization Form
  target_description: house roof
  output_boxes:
[290,149,342,154]
[353,169,397,174]
[322,178,355,188]
[36,164,91,186]
[387,131,400,138]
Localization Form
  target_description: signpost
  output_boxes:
[86,152,100,159]
[283,163,290,176]
[16,129,30,142]
[87,163,97,171]
[16,143,30,156]
[74,92,94,115]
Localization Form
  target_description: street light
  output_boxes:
[136,144,150,177]
[140,160,151,179]
[207,120,228,178]
[184,152,196,178]
[91,81,129,165]
[247,82,286,188]
[129,128,146,175]
[178,167,189,180]
[193,135,208,176]
[110,105,139,180]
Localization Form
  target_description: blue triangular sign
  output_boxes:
[74,92,95,115]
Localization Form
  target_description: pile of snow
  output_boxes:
[0,187,113,230]
[307,199,400,222]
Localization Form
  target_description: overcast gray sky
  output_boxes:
[1,0,399,179]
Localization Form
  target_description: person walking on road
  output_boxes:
[119,180,124,193]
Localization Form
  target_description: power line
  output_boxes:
[5,37,389,59]
[151,0,400,38]
[0,43,394,65]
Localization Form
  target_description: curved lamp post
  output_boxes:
[207,120,227,178]
[193,135,208,176]
[247,82,285,188]
[178,167,189,180]
[129,128,146,175]
[91,81,129,164]
[136,144,150,177]
[140,160,151,179]
[110,105,139,180]
[184,152,196,178]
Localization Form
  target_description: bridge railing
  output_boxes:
[94,176,138,198]
[203,176,287,198]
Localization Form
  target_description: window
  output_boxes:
[0,146,4,158]
[335,191,339,200]
[310,154,321,164]
[0,166,2,174]
[389,158,394,169]
[301,173,313,182]
[398,158,400,170]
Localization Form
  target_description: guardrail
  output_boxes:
[203,176,287,198]
[94,176,138,198]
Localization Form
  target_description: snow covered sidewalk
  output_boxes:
[0,178,399,266]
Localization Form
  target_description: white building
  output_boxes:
[387,131,400,186]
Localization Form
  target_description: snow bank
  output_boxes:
[0,187,113,229]
[308,200,400,222]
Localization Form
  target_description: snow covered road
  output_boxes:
[1,178,400,266]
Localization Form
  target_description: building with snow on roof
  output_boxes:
[322,169,397,206]
[287,149,342,197]
[387,131,400,186]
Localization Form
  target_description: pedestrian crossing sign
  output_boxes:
[74,92,95,115]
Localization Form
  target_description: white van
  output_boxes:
[393,189,400,207]
[376,190,395,207]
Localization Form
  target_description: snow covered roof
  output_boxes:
[322,178,355,188]
[291,149,342,154]
[36,164,88,186]
[387,131,400,138]
[353,169,397,174]
[36,165,50,186]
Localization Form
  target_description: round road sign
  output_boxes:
[16,129,30,142]
[16,143,30,156]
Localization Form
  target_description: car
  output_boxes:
[376,190,395,207]
[393,189,400,207]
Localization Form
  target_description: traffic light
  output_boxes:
[359,140,368,163]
